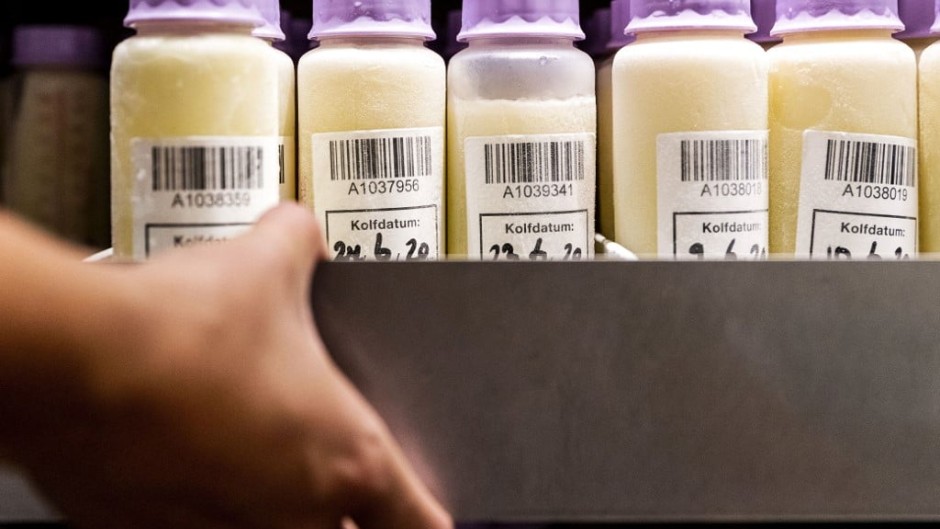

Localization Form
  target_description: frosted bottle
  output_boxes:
[255,0,297,202]
[897,0,937,57]
[298,0,445,262]
[919,3,940,253]
[613,0,769,260]
[111,0,280,261]
[449,0,597,260]
[3,26,109,247]
[769,0,917,258]
[597,0,632,242]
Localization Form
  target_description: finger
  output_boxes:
[247,203,329,274]
[350,433,453,529]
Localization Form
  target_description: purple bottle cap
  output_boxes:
[12,26,105,69]
[772,0,903,35]
[582,8,612,55]
[458,0,586,42]
[309,0,435,41]
[124,0,265,28]
[749,0,782,41]
[608,0,635,48]
[627,0,757,34]
[254,0,286,40]
[896,0,936,39]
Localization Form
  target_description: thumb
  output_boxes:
[241,204,329,280]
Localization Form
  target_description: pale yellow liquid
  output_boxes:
[612,31,768,256]
[447,97,597,256]
[3,69,108,245]
[768,30,916,254]
[919,41,940,252]
[110,30,279,259]
[297,38,446,210]
[596,54,615,241]
[265,41,297,202]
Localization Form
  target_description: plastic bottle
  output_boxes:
[254,0,297,202]
[613,0,769,260]
[918,2,940,253]
[449,0,597,260]
[597,0,633,242]
[111,0,280,261]
[298,0,446,261]
[750,0,783,49]
[896,0,937,57]
[769,0,916,258]
[3,26,109,247]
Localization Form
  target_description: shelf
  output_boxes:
[314,261,940,523]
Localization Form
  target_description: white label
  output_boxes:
[657,131,769,260]
[131,137,280,260]
[312,127,444,261]
[796,131,918,260]
[465,133,596,260]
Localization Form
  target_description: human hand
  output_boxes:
[1,204,451,529]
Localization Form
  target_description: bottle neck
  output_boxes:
[133,21,257,37]
[780,28,896,43]
[315,35,428,48]
[466,36,577,48]
[634,29,749,42]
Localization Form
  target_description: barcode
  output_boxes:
[151,145,266,192]
[680,139,766,182]
[824,139,916,187]
[278,143,285,185]
[484,141,586,184]
[328,136,432,181]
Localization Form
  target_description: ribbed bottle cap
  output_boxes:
[627,0,757,34]
[896,0,935,39]
[772,0,903,35]
[458,0,586,42]
[253,0,286,40]
[13,26,105,68]
[309,0,435,41]
[583,8,612,55]
[933,0,940,34]
[608,0,635,48]
[749,0,782,42]
[124,0,265,28]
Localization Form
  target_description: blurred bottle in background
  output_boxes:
[2,26,110,248]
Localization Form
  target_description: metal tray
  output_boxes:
[314,261,940,523]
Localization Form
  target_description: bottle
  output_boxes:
[298,0,446,262]
[613,0,769,260]
[919,2,940,253]
[254,0,297,202]
[449,0,597,260]
[3,26,109,247]
[749,0,782,49]
[111,0,280,261]
[769,0,916,259]
[597,0,633,243]
[897,0,937,57]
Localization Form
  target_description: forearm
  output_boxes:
[0,213,136,437]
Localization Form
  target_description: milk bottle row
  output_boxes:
[94,0,940,261]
